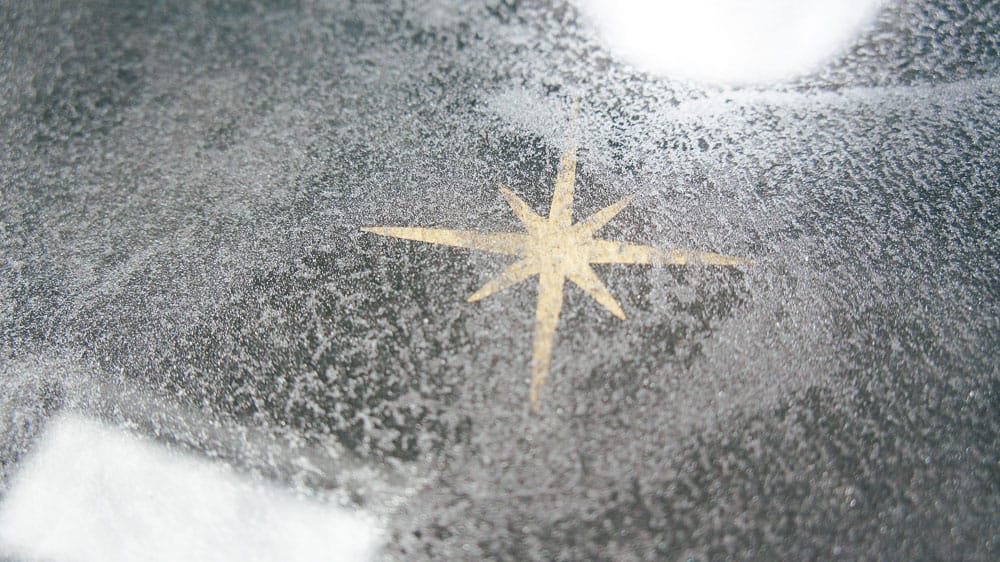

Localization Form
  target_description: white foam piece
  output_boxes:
[575,0,885,85]
[0,415,383,562]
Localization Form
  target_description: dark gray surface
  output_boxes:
[2,0,998,559]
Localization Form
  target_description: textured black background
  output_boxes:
[2,0,998,559]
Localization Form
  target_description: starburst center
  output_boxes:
[526,225,588,272]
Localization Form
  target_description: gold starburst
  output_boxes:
[363,106,749,411]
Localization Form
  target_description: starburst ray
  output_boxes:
[468,258,539,303]
[689,251,753,266]
[574,194,635,236]
[361,226,528,256]
[586,240,683,264]
[548,101,580,227]
[587,240,751,266]
[549,146,576,227]
[530,270,565,411]
[499,187,545,230]
[567,265,626,320]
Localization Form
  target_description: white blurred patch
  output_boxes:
[575,0,885,84]
[0,415,383,562]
